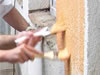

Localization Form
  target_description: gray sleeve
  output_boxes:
[0,0,14,18]
[0,0,4,4]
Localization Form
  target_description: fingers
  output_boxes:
[27,29,42,47]
[18,31,33,37]
[22,45,43,60]
[16,31,33,45]
[19,50,29,62]
[18,44,43,62]
[23,45,35,60]
[17,31,42,47]
[26,45,44,57]
[13,30,43,63]
[28,35,42,47]
[17,37,30,46]
[7,44,33,63]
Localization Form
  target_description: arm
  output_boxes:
[0,35,16,49]
[3,7,29,31]
[0,31,41,50]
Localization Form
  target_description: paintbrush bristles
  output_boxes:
[44,51,56,59]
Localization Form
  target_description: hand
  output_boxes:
[3,44,43,63]
[10,30,42,63]
[16,31,42,47]
[16,31,33,45]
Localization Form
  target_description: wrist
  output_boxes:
[26,26,36,31]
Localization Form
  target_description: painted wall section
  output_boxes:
[51,0,85,75]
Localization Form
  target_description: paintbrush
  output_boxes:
[32,50,58,60]
[15,27,51,43]
[15,27,58,60]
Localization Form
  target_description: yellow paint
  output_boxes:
[58,48,70,60]
[51,0,84,75]
[51,14,67,34]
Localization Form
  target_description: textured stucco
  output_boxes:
[51,0,85,75]
[87,0,100,75]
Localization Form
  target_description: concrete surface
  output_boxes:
[17,0,49,10]
[29,11,65,75]
[29,0,49,10]
[87,0,100,75]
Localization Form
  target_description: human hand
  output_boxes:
[16,30,42,47]
[3,44,43,63]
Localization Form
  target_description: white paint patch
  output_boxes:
[84,0,89,75]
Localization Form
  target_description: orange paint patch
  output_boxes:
[51,0,85,75]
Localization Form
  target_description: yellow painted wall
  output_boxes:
[51,0,85,75]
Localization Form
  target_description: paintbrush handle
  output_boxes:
[34,51,58,60]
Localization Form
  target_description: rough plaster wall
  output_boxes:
[55,0,85,75]
[29,11,65,75]
[87,0,100,75]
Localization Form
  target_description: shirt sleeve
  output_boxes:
[0,0,14,17]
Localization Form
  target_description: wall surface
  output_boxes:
[52,0,85,75]
[87,0,100,75]
[29,0,49,10]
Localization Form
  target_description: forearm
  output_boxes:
[0,50,7,62]
[3,7,29,31]
[0,35,16,50]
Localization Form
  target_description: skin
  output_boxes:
[0,44,43,63]
[0,31,43,63]
[3,7,29,31]
[0,7,43,63]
